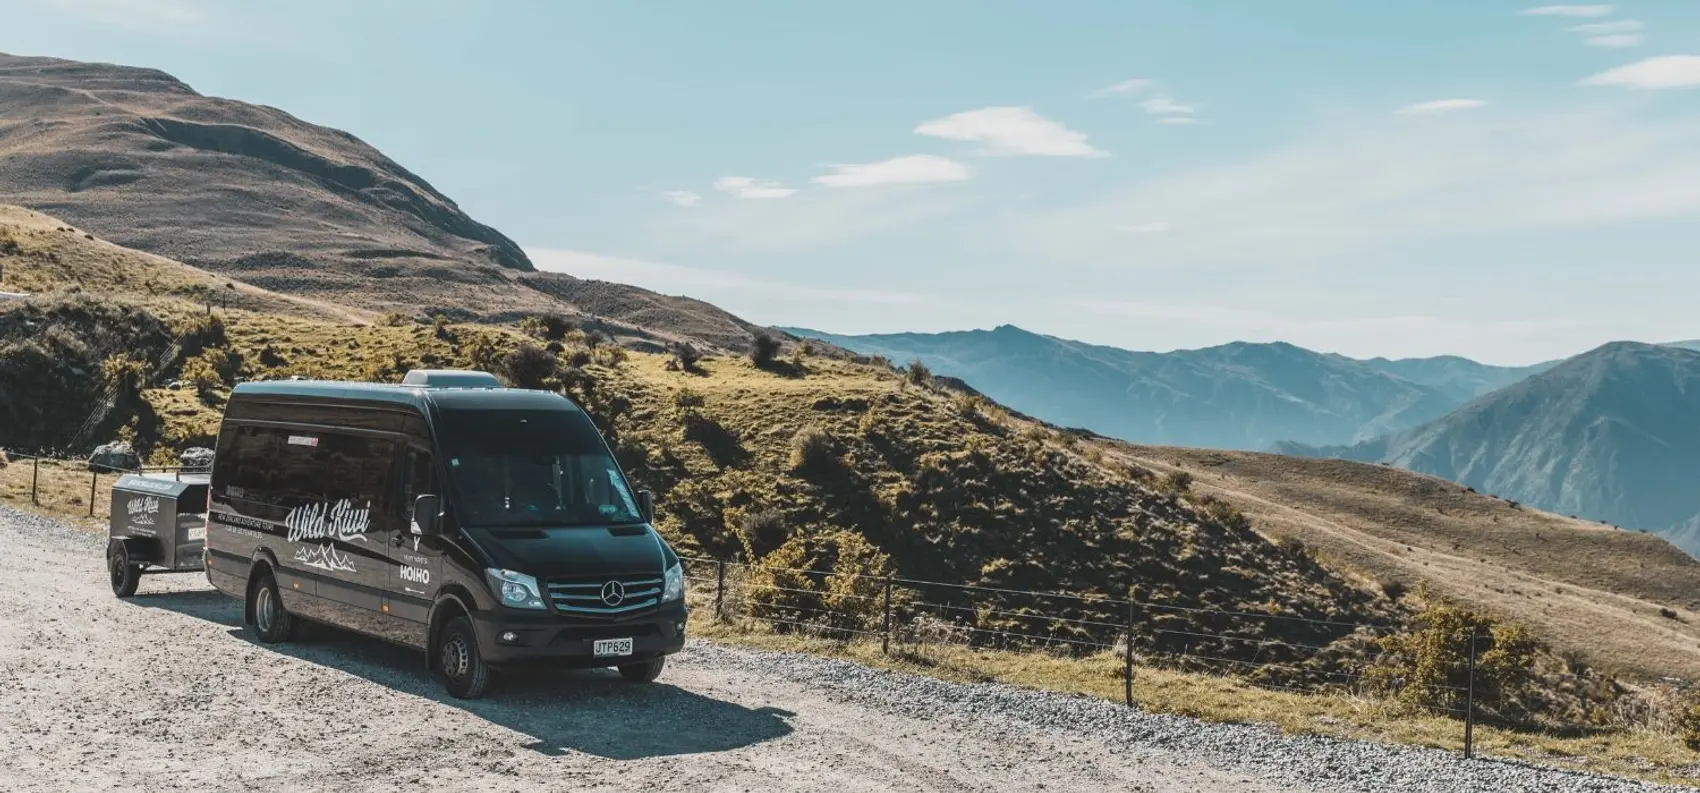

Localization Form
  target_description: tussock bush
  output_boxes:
[497,343,557,389]
[788,426,835,472]
[1277,535,1310,560]
[737,509,788,558]
[670,341,702,372]
[520,313,574,341]
[1157,470,1193,495]
[379,311,411,327]
[905,358,932,388]
[180,353,224,396]
[431,313,452,340]
[749,331,781,368]
[591,345,627,367]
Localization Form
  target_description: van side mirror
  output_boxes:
[412,494,443,536]
[636,490,654,523]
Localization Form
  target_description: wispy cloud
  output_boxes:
[1140,96,1197,116]
[646,181,972,257]
[713,176,796,199]
[1087,78,1154,99]
[1011,104,1700,269]
[1585,33,1642,47]
[915,106,1106,158]
[527,248,929,306]
[811,155,969,188]
[1580,55,1700,88]
[1569,19,1642,34]
[659,190,702,208]
[1119,221,1172,233]
[1520,4,1615,17]
[1154,117,1199,126]
[1395,99,1489,115]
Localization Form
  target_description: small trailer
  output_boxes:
[107,472,209,597]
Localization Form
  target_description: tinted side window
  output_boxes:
[215,424,277,496]
[270,429,399,520]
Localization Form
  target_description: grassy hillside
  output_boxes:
[0,52,776,353]
[1110,442,1700,682]
[13,212,1700,779]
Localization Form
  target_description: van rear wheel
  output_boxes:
[250,570,295,643]
[437,616,491,699]
[618,656,665,683]
[107,542,139,598]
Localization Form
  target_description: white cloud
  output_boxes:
[1580,56,1700,88]
[647,182,972,256]
[810,155,969,188]
[527,248,928,306]
[1010,103,1700,271]
[1521,4,1614,17]
[1585,33,1642,47]
[1140,96,1196,116]
[659,190,701,208]
[1569,19,1642,34]
[1394,99,1489,115]
[1119,221,1172,233]
[1088,78,1154,99]
[915,106,1106,158]
[713,176,796,199]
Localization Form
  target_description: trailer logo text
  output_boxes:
[125,496,160,527]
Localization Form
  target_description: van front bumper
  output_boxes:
[471,599,688,668]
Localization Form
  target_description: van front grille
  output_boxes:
[544,574,663,618]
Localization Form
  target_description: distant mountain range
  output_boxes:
[1279,342,1700,554]
[787,325,1548,450]
[792,325,1700,553]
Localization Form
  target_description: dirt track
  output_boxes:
[0,508,1292,793]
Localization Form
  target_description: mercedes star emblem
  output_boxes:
[600,580,625,607]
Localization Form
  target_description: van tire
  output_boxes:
[618,657,665,683]
[107,542,140,598]
[249,570,295,644]
[436,616,491,699]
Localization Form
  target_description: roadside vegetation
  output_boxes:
[5,210,1700,784]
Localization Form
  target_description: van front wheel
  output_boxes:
[437,616,491,699]
[618,657,665,683]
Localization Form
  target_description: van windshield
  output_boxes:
[434,407,642,528]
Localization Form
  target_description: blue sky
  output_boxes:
[6,1,1700,364]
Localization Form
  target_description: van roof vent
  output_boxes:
[400,369,503,388]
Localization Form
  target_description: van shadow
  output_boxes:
[128,589,797,760]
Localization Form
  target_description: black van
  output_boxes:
[202,371,687,698]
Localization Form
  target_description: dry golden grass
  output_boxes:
[681,580,1700,787]
[0,455,119,530]
[0,204,371,324]
[1106,443,1700,684]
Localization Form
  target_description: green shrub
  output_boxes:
[180,354,223,396]
[380,311,411,327]
[1366,601,1540,719]
[520,313,574,341]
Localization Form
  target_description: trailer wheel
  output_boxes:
[249,570,295,644]
[436,615,491,699]
[618,657,665,683]
[108,541,140,598]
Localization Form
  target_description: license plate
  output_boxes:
[593,637,633,658]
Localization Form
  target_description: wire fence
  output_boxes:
[681,555,1509,758]
[0,448,206,517]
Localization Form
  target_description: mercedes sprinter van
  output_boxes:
[203,372,687,698]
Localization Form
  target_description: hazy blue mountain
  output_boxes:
[1349,354,1554,403]
[787,325,1487,451]
[1285,342,1700,554]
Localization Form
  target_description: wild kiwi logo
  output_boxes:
[285,499,371,544]
[125,496,160,527]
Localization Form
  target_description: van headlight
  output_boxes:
[486,568,547,610]
[661,561,684,602]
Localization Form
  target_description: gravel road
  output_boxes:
[0,506,1692,793]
